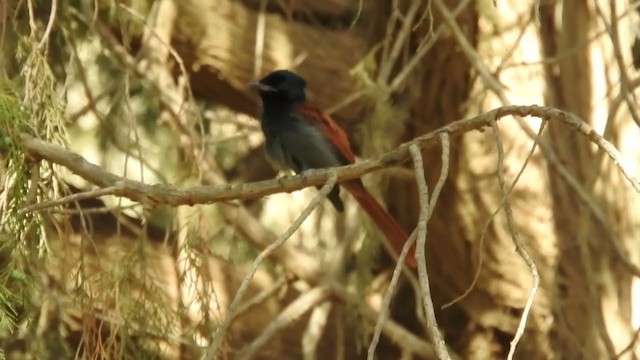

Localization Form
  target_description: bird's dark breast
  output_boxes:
[262,113,344,171]
[260,112,345,211]
[261,115,295,171]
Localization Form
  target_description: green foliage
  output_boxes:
[0,84,31,145]
[16,39,67,144]
[0,269,19,333]
[0,85,33,335]
[0,20,69,357]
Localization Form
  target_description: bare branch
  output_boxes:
[19,105,640,212]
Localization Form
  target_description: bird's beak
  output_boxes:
[248,81,276,92]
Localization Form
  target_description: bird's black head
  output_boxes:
[249,70,307,103]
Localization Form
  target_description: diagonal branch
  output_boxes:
[202,172,338,359]
[491,121,540,360]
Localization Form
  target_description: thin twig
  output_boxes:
[37,0,57,50]
[63,28,168,184]
[233,276,289,320]
[19,184,127,214]
[410,143,451,360]
[115,3,197,123]
[302,301,332,360]
[443,122,547,309]
[367,230,417,359]
[378,0,423,84]
[513,117,640,278]
[220,205,321,281]
[506,2,640,70]
[26,0,37,39]
[389,0,473,92]
[600,1,640,128]
[490,122,540,360]
[432,0,506,94]
[430,133,450,211]
[48,204,139,215]
[331,284,447,358]
[236,287,331,360]
[201,172,338,360]
[606,77,640,135]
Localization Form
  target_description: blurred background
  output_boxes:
[1,0,640,359]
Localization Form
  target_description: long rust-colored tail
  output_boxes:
[343,180,416,267]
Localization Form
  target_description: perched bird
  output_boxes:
[249,70,416,266]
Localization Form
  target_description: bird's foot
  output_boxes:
[275,170,296,179]
[298,169,318,180]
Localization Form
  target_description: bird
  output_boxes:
[249,69,416,267]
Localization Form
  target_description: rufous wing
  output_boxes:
[295,102,356,165]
